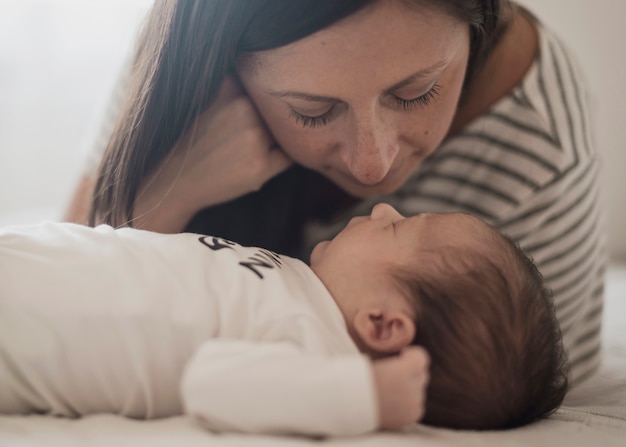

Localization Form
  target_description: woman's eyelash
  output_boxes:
[289,107,336,129]
[289,83,442,128]
[395,83,442,111]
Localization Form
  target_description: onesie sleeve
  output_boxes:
[181,340,378,437]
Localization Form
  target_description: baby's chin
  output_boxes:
[309,240,330,269]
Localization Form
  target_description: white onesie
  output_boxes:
[0,222,377,436]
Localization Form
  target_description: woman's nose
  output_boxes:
[340,119,400,185]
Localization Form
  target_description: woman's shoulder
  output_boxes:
[508,13,593,149]
[444,12,596,174]
[454,7,593,154]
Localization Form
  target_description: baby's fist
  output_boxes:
[372,346,430,430]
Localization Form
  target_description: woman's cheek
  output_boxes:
[273,126,336,168]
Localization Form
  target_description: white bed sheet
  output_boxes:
[1,266,625,447]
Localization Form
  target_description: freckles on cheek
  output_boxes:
[420,92,460,147]
[275,129,336,167]
[402,119,441,158]
[421,121,450,156]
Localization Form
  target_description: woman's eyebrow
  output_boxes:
[385,59,448,92]
[267,91,339,103]
[267,59,448,103]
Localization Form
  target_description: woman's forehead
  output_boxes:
[239,1,468,87]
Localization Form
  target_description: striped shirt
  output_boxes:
[305,21,606,385]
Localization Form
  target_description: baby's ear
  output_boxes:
[353,308,416,355]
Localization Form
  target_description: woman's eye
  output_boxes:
[395,83,442,111]
[287,84,441,128]
[289,106,337,129]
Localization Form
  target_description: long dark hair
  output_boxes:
[90,0,510,258]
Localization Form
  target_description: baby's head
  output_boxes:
[310,203,568,430]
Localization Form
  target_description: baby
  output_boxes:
[0,203,567,436]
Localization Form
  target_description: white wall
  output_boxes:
[0,0,153,221]
[1,0,625,259]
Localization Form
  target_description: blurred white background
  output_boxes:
[0,0,625,260]
[0,0,153,222]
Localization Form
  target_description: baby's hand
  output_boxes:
[372,347,430,430]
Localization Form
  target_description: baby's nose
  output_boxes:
[370,203,402,221]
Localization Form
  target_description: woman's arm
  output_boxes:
[129,78,292,233]
[63,173,96,225]
[67,77,292,232]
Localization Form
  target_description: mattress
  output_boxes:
[1,265,625,447]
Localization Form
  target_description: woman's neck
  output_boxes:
[450,6,539,134]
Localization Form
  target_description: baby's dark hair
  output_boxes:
[394,227,568,430]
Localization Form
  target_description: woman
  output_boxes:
[66,0,605,386]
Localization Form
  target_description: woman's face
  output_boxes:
[238,1,470,198]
